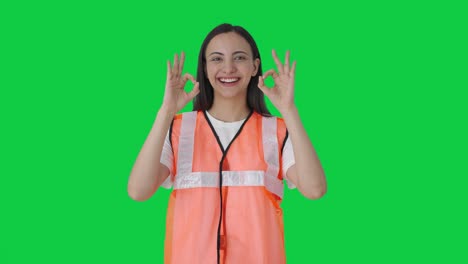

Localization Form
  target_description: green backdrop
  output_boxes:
[1,0,467,263]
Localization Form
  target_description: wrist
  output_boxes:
[158,106,177,119]
[279,105,298,118]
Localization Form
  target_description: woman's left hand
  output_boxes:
[258,49,297,114]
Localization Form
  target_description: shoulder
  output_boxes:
[173,110,201,125]
[169,111,200,139]
[174,110,199,119]
[253,112,287,140]
[276,116,286,129]
[255,112,286,130]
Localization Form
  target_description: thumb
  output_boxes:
[187,82,200,100]
[257,76,271,97]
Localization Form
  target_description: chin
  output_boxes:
[213,88,247,100]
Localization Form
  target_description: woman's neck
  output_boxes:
[208,98,250,122]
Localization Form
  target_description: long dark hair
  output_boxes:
[192,23,270,116]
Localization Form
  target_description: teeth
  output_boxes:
[220,78,239,83]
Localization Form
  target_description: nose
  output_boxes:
[222,60,236,73]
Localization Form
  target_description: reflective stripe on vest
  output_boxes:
[174,111,284,198]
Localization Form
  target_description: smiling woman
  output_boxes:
[127,23,327,264]
[204,33,260,109]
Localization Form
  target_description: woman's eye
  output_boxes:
[211,57,222,62]
[235,56,247,61]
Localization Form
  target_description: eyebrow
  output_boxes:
[208,51,249,56]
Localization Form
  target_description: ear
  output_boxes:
[252,58,260,76]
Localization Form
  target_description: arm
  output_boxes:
[127,52,199,201]
[127,109,174,201]
[282,107,326,199]
[258,49,327,200]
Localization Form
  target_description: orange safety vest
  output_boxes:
[164,110,289,264]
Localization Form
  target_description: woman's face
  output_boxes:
[205,32,260,101]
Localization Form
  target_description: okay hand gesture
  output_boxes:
[258,50,297,114]
[162,52,200,114]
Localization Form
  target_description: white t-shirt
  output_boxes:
[160,111,296,189]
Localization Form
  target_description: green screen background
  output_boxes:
[1,0,467,263]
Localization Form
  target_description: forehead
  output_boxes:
[206,32,252,55]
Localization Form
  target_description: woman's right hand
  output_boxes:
[161,52,200,114]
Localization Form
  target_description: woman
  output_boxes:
[128,23,327,264]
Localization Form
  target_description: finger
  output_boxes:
[167,60,172,79]
[257,76,271,97]
[290,61,297,77]
[178,51,185,75]
[271,49,284,75]
[183,73,196,84]
[283,50,290,74]
[187,82,200,100]
[173,53,179,76]
[263,69,278,80]
[180,73,197,92]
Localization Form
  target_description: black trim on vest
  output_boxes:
[169,118,175,154]
[203,110,254,264]
[281,129,289,155]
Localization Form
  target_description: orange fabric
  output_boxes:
[193,111,268,172]
[164,111,288,264]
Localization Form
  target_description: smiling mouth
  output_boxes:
[218,77,240,84]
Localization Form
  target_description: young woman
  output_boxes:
[128,23,327,264]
